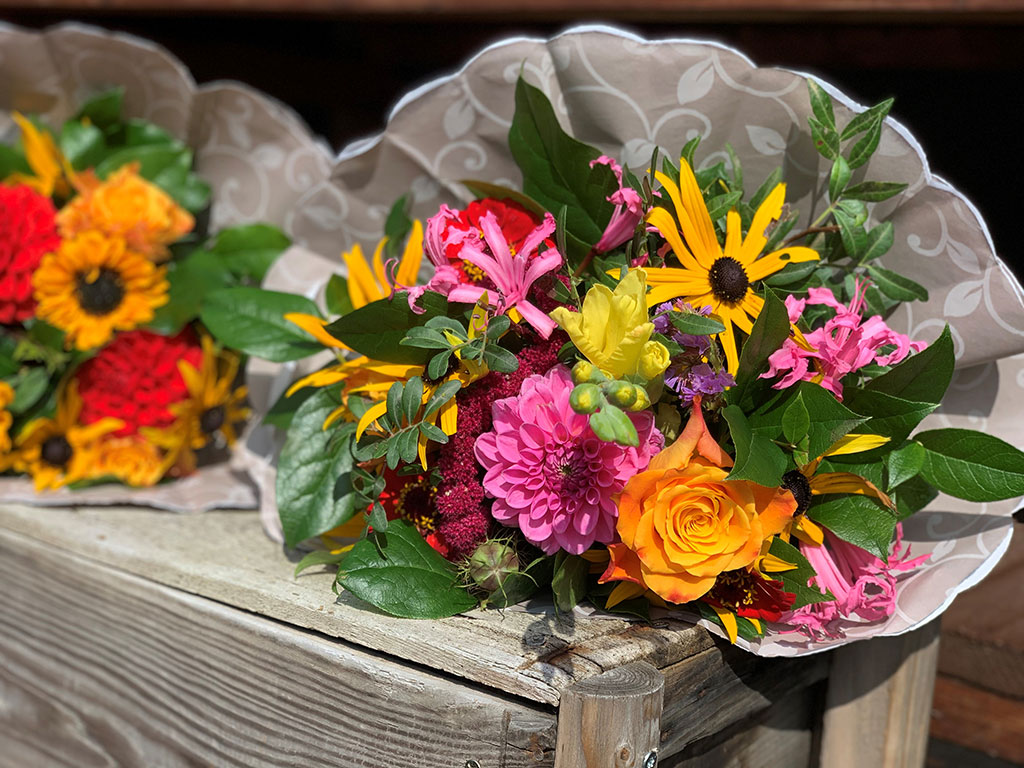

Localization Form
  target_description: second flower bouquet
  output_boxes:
[212,52,1024,650]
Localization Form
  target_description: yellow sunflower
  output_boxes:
[0,381,15,466]
[142,334,250,476]
[9,380,122,491]
[33,231,169,350]
[644,158,820,373]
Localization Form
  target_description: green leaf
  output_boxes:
[841,181,908,202]
[768,537,834,609]
[482,344,519,374]
[368,501,389,533]
[383,195,413,260]
[705,190,743,222]
[863,325,953,405]
[840,98,893,141]
[665,311,726,336]
[200,287,323,362]
[123,119,177,147]
[808,116,839,160]
[418,421,449,444]
[276,389,359,547]
[782,393,810,447]
[294,549,349,578]
[325,274,356,317]
[426,351,453,381]
[148,249,235,334]
[401,376,423,424]
[507,77,614,262]
[0,334,17,377]
[723,405,787,487]
[385,382,403,429]
[590,405,639,447]
[833,209,866,260]
[887,441,926,489]
[95,144,210,213]
[866,264,927,302]
[205,224,291,282]
[750,168,782,211]
[59,121,105,171]
[8,367,51,414]
[893,474,938,521]
[915,429,1024,502]
[325,291,454,364]
[858,222,895,265]
[846,115,883,170]
[828,156,851,204]
[73,88,124,130]
[808,494,897,560]
[336,520,477,619]
[807,80,836,131]
[0,145,31,178]
[844,389,937,445]
[262,385,317,431]
[424,379,461,417]
[763,259,819,288]
[732,287,790,397]
[551,553,589,613]
[459,180,547,219]
[750,382,867,464]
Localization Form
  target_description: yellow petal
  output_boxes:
[284,312,347,350]
[747,246,820,283]
[342,243,383,310]
[396,220,425,287]
[355,399,389,439]
[675,160,722,268]
[810,471,896,511]
[606,581,646,609]
[739,183,785,265]
[825,433,890,457]
[792,517,826,547]
[711,604,739,644]
[760,553,798,573]
[747,617,762,634]
[646,206,702,272]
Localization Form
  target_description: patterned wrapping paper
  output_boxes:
[245,25,1024,654]
[0,22,335,511]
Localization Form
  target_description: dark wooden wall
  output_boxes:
[2,4,1022,276]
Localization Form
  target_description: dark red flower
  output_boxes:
[703,569,796,622]
[374,469,449,557]
[0,184,60,324]
[76,328,202,437]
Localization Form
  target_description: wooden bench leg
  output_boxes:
[554,662,665,768]
[819,620,941,768]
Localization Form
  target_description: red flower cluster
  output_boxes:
[437,198,548,284]
[703,569,796,623]
[76,328,203,437]
[0,184,60,323]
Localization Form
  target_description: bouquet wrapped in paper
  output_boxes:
[215,27,1024,654]
[0,23,335,512]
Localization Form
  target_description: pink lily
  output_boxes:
[448,210,563,338]
[590,155,644,254]
[761,279,926,399]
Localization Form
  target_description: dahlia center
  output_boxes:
[75,268,125,315]
[708,257,749,303]
[200,405,226,434]
[41,435,73,467]
[782,469,813,516]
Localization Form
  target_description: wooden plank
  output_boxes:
[930,674,1024,765]
[554,662,664,768]
[819,620,941,768]
[657,643,830,759]
[0,525,557,767]
[0,503,710,705]
[661,683,820,767]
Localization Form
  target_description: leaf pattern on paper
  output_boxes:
[746,125,786,156]
[676,59,715,105]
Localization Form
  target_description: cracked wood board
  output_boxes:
[0,503,711,706]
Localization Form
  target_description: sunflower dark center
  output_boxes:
[200,405,226,434]
[75,268,125,316]
[41,435,73,467]
[782,470,813,516]
[708,257,749,303]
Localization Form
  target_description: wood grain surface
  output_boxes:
[0,503,710,706]
[0,526,558,768]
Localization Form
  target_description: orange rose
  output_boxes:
[601,401,796,604]
[58,163,193,260]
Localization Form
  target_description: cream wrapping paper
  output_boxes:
[0,22,335,512]
[246,25,1024,655]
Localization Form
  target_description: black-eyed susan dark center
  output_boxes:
[782,470,813,517]
[708,257,750,304]
[41,435,73,467]
[75,268,125,315]
[200,405,226,434]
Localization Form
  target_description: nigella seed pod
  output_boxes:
[468,540,519,593]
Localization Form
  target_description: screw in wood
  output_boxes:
[642,750,658,768]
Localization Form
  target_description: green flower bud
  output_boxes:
[572,360,597,384]
[607,380,638,408]
[570,383,601,414]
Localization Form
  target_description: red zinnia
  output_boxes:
[0,184,60,324]
[703,569,797,623]
[76,328,203,437]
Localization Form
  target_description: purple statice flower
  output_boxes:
[668,362,735,403]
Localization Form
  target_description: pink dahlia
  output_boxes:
[474,365,663,555]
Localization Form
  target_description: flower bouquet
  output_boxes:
[0,23,336,512]
[223,29,1024,653]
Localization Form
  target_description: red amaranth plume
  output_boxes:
[433,332,565,558]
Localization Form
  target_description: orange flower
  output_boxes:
[601,400,797,605]
[94,435,165,487]
[58,163,193,260]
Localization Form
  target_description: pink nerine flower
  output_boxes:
[447,210,563,338]
[782,523,928,640]
[589,155,644,254]
[761,280,926,399]
[474,365,663,555]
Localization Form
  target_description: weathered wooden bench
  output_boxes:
[0,504,939,767]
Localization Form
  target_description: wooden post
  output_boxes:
[554,661,665,768]
[819,620,941,768]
